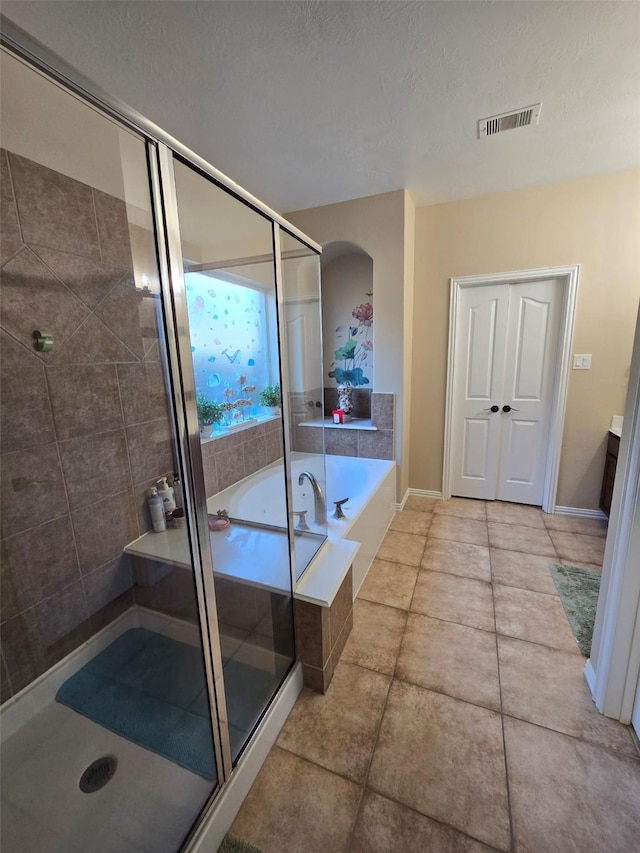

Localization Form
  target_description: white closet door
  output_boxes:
[449,284,509,500]
[497,279,562,504]
[450,278,562,505]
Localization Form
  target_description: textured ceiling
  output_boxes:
[2,1,640,212]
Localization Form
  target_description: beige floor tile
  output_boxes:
[543,513,608,537]
[389,509,432,535]
[486,501,545,528]
[341,599,406,675]
[411,571,495,632]
[358,558,418,610]
[404,495,439,513]
[548,530,606,566]
[488,522,556,557]
[498,635,638,758]
[504,717,640,853]
[434,497,487,521]
[421,538,491,582]
[376,529,426,567]
[351,789,497,853]
[230,746,361,853]
[368,681,510,851]
[277,661,390,783]
[493,584,579,653]
[429,515,489,547]
[490,548,558,595]
[397,613,500,711]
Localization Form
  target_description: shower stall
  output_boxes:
[0,30,325,852]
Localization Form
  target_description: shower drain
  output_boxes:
[79,755,118,793]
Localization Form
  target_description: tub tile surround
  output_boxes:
[298,390,395,460]
[294,567,353,693]
[231,496,640,853]
[200,417,283,498]
[0,148,175,699]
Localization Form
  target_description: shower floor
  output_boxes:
[1,700,212,853]
[1,607,288,853]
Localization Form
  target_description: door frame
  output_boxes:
[585,306,640,725]
[443,265,580,511]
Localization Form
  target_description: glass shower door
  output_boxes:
[169,157,296,764]
[278,229,328,581]
[0,48,221,852]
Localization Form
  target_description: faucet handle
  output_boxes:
[333,498,349,520]
[294,510,309,531]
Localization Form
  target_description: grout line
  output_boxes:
[498,709,640,763]
[489,544,516,853]
[361,783,507,853]
[4,150,25,244]
[90,187,103,264]
[346,609,406,852]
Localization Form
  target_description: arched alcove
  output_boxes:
[321,240,374,417]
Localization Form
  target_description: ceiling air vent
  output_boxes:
[478,103,541,139]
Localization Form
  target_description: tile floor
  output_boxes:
[230,497,640,853]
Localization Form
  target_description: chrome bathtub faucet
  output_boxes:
[297,471,327,525]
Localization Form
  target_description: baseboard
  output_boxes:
[185,662,303,853]
[394,489,410,511]
[584,659,597,699]
[554,505,608,520]
[409,488,444,500]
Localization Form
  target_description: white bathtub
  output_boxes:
[207,452,396,597]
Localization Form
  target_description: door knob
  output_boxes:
[502,405,520,413]
[483,405,500,413]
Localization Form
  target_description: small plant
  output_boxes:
[196,394,223,426]
[259,384,281,408]
[215,508,229,519]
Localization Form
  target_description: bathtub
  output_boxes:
[207,452,396,596]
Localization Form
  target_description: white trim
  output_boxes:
[393,490,444,510]
[584,659,597,695]
[394,489,410,511]
[444,265,580,512]
[409,488,444,500]
[588,307,640,723]
[184,662,303,853]
[553,506,608,520]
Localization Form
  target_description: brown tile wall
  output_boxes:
[200,417,284,497]
[294,567,353,693]
[0,149,176,701]
[298,392,395,461]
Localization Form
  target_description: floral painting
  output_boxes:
[328,300,373,386]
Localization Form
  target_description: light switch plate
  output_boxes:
[573,354,592,370]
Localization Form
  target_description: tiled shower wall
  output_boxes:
[0,149,175,701]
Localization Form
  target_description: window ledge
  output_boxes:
[299,417,377,432]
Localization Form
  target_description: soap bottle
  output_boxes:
[147,487,166,532]
[156,476,176,512]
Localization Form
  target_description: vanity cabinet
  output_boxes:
[600,431,621,516]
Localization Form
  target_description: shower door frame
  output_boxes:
[0,12,322,816]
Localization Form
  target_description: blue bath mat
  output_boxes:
[56,628,216,780]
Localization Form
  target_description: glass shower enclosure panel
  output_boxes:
[171,158,296,763]
[0,49,221,852]
[279,230,328,580]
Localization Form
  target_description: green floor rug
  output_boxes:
[549,563,601,657]
[217,836,262,853]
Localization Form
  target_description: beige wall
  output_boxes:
[288,190,411,498]
[411,169,640,509]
